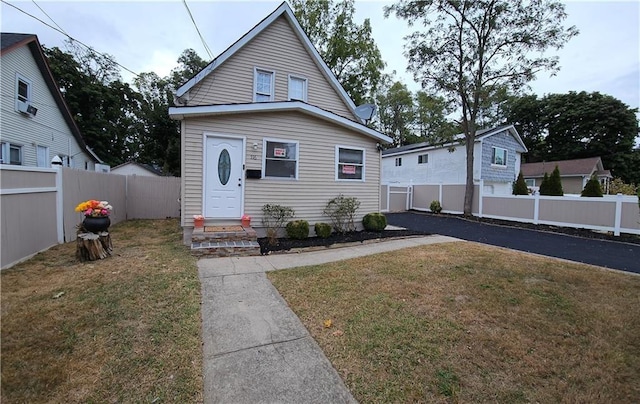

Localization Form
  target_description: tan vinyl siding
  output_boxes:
[0,45,95,169]
[182,111,381,226]
[187,16,357,120]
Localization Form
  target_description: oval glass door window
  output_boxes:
[218,149,231,185]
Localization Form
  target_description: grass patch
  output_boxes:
[268,242,640,402]
[1,219,202,403]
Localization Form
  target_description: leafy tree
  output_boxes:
[581,175,603,197]
[376,81,416,146]
[607,178,637,196]
[501,94,547,162]
[292,0,385,104]
[385,0,578,215]
[414,91,458,145]
[512,172,529,195]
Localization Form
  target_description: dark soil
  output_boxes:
[258,229,430,255]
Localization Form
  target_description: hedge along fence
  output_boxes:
[1,166,180,269]
[381,181,640,236]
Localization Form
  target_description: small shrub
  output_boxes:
[513,171,529,195]
[608,178,637,195]
[430,200,442,213]
[314,222,332,238]
[581,175,603,197]
[261,204,295,245]
[540,165,564,196]
[539,172,550,195]
[323,194,360,233]
[286,220,309,239]
[362,212,387,231]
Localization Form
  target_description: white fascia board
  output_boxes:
[174,2,359,123]
[169,102,392,143]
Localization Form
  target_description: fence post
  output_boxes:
[55,166,64,243]
[614,193,622,236]
[438,182,443,205]
[407,185,413,210]
[478,179,484,218]
[533,192,540,224]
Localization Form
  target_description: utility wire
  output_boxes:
[182,0,213,59]
[31,0,67,35]
[2,0,140,78]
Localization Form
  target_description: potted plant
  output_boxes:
[75,200,112,233]
[193,214,204,228]
[241,214,251,227]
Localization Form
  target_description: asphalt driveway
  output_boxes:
[387,212,640,274]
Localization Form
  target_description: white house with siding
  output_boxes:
[0,33,100,169]
[169,2,392,243]
[382,125,527,195]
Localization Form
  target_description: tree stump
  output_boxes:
[76,232,112,262]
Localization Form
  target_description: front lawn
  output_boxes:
[1,219,202,403]
[268,242,640,402]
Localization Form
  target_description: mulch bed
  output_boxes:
[258,229,430,255]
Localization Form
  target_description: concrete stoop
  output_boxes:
[191,225,260,257]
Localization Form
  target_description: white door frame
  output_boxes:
[202,132,246,218]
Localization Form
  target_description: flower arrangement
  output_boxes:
[193,214,204,220]
[75,200,112,217]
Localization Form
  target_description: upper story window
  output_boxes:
[263,138,298,179]
[254,68,275,102]
[1,143,23,165]
[16,74,32,108]
[288,75,307,102]
[491,146,507,166]
[395,157,402,167]
[336,146,364,181]
[418,154,428,164]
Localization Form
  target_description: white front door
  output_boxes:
[205,136,244,218]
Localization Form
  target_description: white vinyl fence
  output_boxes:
[1,166,180,269]
[381,180,640,237]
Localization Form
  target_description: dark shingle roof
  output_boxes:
[1,33,35,52]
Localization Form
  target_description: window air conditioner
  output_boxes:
[17,102,37,116]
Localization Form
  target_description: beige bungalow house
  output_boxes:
[169,2,392,245]
[521,157,612,194]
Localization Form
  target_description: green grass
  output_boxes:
[268,242,640,403]
[1,219,202,403]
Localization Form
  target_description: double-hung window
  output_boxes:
[336,146,364,181]
[263,139,298,179]
[36,145,49,167]
[1,143,23,165]
[491,147,507,166]
[395,157,402,167]
[254,68,275,102]
[288,75,307,101]
[418,154,428,164]
[16,74,31,110]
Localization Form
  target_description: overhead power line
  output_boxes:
[31,0,68,36]
[182,0,213,59]
[2,0,140,78]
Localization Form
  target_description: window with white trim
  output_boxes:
[1,143,23,165]
[491,147,507,166]
[395,157,402,167]
[263,139,298,179]
[254,68,275,102]
[336,146,364,181]
[418,153,428,164]
[288,75,307,101]
[36,145,49,167]
[525,179,535,187]
[16,74,32,113]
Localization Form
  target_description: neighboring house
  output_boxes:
[0,33,101,169]
[168,2,392,242]
[382,125,528,195]
[521,157,612,194]
[111,161,163,177]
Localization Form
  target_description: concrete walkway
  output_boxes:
[198,235,459,403]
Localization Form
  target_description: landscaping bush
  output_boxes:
[286,220,309,239]
[608,178,637,195]
[362,212,387,231]
[581,175,603,197]
[430,200,442,213]
[513,171,529,195]
[314,222,332,238]
[261,204,295,245]
[539,172,550,195]
[323,194,360,233]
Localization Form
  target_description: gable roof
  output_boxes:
[382,125,527,157]
[1,32,101,163]
[521,157,612,178]
[174,2,359,120]
[169,101,392,143]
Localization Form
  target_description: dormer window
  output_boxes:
[254,68,274,102]
[288,75,307,102]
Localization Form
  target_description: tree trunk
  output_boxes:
[464,136,475,216]
[76,232,112,262]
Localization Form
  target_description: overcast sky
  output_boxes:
[2,0,638,111]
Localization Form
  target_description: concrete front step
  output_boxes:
[191,225,261,257]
